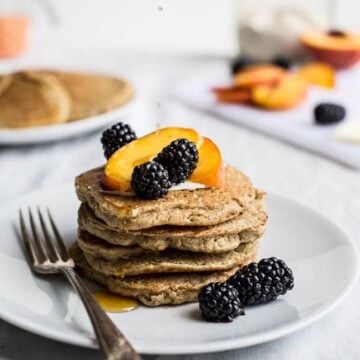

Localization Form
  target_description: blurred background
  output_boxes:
[0,0,359,198]
[0,0,359,193]
[1,0,358,56]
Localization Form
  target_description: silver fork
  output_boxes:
[19,208,142,360]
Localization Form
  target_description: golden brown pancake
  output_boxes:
[77,192,266,253]
[75,165,257,231]
[80,239,260,277]
[0,74,12,96]
[77,230,151,259]
[0,72,71,128]
[70,244,256,306]
[42,70,134,121]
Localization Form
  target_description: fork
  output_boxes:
[19,208,142,360]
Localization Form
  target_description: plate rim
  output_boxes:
[0,188,358,354]
[0,99,134,145]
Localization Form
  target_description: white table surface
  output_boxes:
[1,45,360,360]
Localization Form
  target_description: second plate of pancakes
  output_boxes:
[0,70,135,144]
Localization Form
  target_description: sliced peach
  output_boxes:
[234,65,286,89]
[251,74,308,110]
[297,62,335,89]
[103,127,203,192]
[190,137,225,187]
[212,87,251,104]
[301,31,360,69]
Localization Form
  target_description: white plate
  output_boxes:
[0,101,134,145]
[0,185,358,354]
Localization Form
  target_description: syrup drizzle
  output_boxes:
[93,290,139,313]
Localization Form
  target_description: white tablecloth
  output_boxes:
[1,47,360,360]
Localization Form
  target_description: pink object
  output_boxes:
[0,16,29,58]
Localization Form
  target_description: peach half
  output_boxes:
[190,137,225,187]
[301,31,360,69]
[251,74,308,110]
[234,65,286,89]
[297,62,335,89]
[212,87,251,104]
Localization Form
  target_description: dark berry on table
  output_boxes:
[131,161,171,199]
[198,282,245,322]
[272,56,292,69]
[101,122,137,159]
[154,138,199,185]
[228,257,294,305]
[314,103,346,125]
[328,29,346,37]
[231,57,256,75]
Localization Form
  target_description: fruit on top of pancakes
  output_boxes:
[103,127,225,193]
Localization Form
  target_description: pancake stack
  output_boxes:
[71,165,267,306]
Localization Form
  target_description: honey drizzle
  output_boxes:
[92,290,139,313]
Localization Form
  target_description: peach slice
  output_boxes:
[212,87,251,104]
[251,74,308,110]
[190,137,225,187]
[301,31,360,69]
[103,127,203,192]
[297,62,335,89]
[234,65,286,89]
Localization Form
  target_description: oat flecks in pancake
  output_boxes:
[0,72,71,128]
[77,230,151,260]
[77,192,266,252]
[77,228,262,262]
[75,165,257,230]
[78,227,262,259]
[70,244,256,306]
[41,71,134,121]
[81,240,260,277]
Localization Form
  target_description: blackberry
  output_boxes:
[101,122,137,159]
[314,103,346,125]
[228,257,294,305]
[154,138,199,185]
[272,56,292,69]
[131,161,171,199]
[231,57,256,75]
[198,282,245,322]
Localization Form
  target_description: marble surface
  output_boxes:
[1,50,360,359]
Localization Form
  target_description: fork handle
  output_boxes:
[60,266,142,360]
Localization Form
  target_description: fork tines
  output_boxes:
[19,208,71,269]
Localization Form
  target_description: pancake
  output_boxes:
[70,245,254,306]
[0,71,71,128]
[78,193,266,253]
[75,165,257,231]
[77,227,261,261]
[80,239,260,277]
[78,226,262,259]
[41,70,134,121]
[77,230,151,259]
[0,74,12,96]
